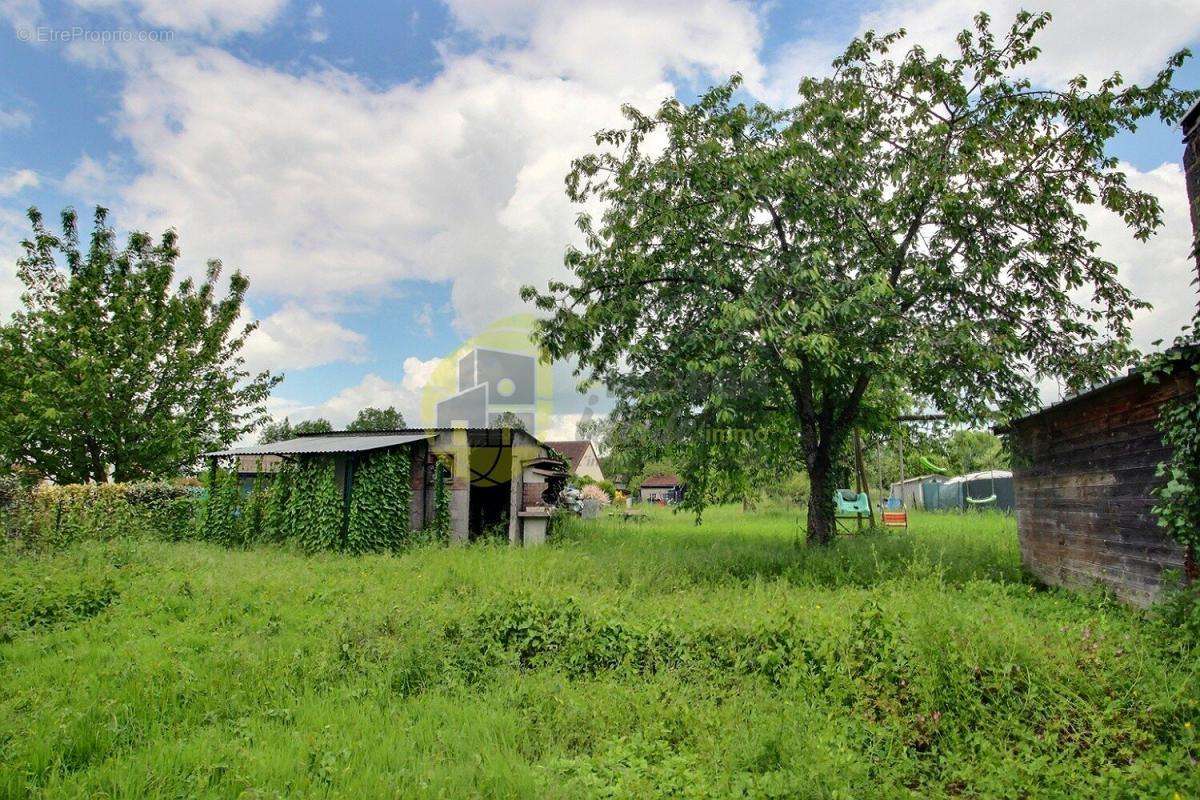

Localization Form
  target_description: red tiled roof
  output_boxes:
[640,473,681,488]
[544,440,593,471]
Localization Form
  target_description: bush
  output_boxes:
[3,481,201,548]
[581,484,612,507]
[764,471,810,508]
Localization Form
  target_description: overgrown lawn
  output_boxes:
[1,507,1197,798]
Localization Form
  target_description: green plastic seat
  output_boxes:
[833,489,870,516]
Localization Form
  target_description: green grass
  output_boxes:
[1,506,1197,798]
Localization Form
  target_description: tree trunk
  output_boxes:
[806,450,836,545]
[85,436,106,484]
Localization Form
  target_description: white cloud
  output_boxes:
[70,0,288,36]
[62,154,112,197]
[0,207,28,320]
[0,106,32,129]
[0,0,41,34]
[1084,161,1198,353]
[97,0,764,333]
[305,2,326,43]
[267,356,440,427]
[540,412,585,441]
[751,37,840,104]
[0,169,38,195]
[415,302,434,337]
[241,303,368,372]
[858,0,1200,86]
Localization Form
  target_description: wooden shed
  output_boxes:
[1005,359,1197,606]
[1002,100,1200,606]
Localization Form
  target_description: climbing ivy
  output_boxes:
[264,459,295,543]
[203,448,423,554]
[289,458,343,553]
[347,450,412,553]
[1141,314,1200,559]
[203,465,243,546]
[431,459,452,542]
[243,462,270,543]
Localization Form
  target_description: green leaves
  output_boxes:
[522,11,1195,541]
[346,450,412,553]
[431,460,452,542]
[1140,319,1200,554]
[0,207,280,483]
[292,459,343,554]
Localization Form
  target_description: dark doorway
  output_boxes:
[469,482,510,540]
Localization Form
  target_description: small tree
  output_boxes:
[523,12,1196,543]
[260,417,332,443]
[346,406,406,431]
[0,208,279,483]
[490,411,527,430]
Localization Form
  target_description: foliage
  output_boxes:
[762,471,811,509]
[347,450,412,552]
[259,417,333,443]
[289,458,344,553]
[490,411,527,430]
[203,467,245,547]
[265,459,295,543]
[522,13,1197,544]
[1140,316,1200,555]
[430,459,452,541]
[242,467,270,544]
[2,508,1199,797]
[945,429,1009,475]
[3,481,199,548]
[346,406,407,432]
[0,207,279,483]
[580,484,611,507]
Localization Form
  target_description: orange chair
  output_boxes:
[881,497,908,529]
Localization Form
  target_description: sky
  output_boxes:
[1,0,1198,439]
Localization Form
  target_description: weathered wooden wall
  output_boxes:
[1009,370,1196,606]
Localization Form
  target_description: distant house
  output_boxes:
[639,474,683,504]
[544,440,605,482]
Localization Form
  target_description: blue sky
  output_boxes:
[1,0,1198,437]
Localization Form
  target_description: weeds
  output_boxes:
[0,506,1196,798]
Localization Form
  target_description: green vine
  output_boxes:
[1141,313,1200,557]
[347,450,412,552]
[265,459,295,543]
[203,464,243,546]
[289,458,343,553]
[243,461,269,544]
[431,459,452,542]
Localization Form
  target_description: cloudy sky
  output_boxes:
[1,0,1198,436]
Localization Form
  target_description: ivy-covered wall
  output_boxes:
[347,449,412,552]
[202,445,428,554]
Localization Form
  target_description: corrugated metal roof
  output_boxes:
[205,433,434,458]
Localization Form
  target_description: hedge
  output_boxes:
[2,481,201,548]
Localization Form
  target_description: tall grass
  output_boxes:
[0,506,1196,798]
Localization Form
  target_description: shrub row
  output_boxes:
[2,480,201,548]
